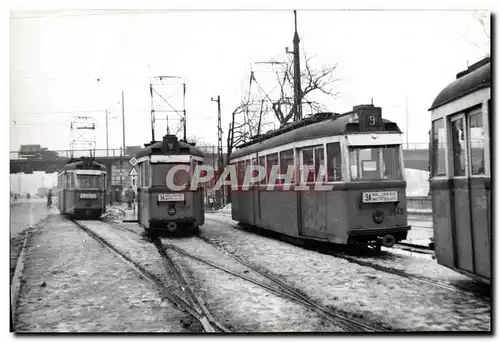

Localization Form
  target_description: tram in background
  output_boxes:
[230,104,410,250]
[57,157,107,219]
[134,134,205,235]
[429,57,491,284]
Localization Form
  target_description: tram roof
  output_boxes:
[429,57,491,111]
[231,109,400,160]
[135,136,204,159]
[61,159,107,171]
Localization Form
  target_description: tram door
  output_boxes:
[449,110,490,278]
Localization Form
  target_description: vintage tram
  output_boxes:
[230,104,410,249]
[57,157,107,219]
[135,134,205,234]
[429,57,491,284]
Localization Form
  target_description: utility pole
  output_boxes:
[211,95,224,206]
[292,10,302,121]
[183,83,187,142]
[405,95,409,148]
[105,109,109,157]
[121,91,125,189]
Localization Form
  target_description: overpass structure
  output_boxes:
[10,144,429,185]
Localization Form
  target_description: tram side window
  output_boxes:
[70,173,75,189]
[326,142,342,181]
[266,153,279,184]
[314,147,325,182]
[468,111,485,175]
[237,160,246,186]
[451,117,466,176]
[144,162,150,186]
[279,149,295,183]
[301,149,315,182]
[431,119,446,176]
[259,156,266,185]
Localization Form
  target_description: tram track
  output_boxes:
[206,216,490,302]
[70,219,226,333]
[109,221,387,332]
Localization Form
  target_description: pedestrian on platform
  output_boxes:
[126,186,135,209]
[47,189,53,208]
[109,188,114,205]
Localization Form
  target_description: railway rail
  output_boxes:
[70,219,227,333]
[110,221,386,332]
[206,216,490,301]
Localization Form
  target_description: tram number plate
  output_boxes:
[362,191,398,203]
[80,193,97,199]
[158,193,185,202]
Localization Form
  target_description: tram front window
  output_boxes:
[349,145,402,181]
[76,175,101,188]
[152,163,190,187]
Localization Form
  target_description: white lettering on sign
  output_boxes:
[362,191,398,203]
[158,193,185,202]
[80,193,97,199]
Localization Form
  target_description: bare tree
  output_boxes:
[271,51,340,125]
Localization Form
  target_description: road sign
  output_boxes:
[129,168,138,176]
[129,157,137,166]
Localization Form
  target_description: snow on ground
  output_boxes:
[218,203,232,216]
[202,214,490,331]
[15,215,197,332]
[81,219,344,331]
[405,169,429,197]
[161,236,345,332]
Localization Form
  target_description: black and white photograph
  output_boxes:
[8,4,492,334]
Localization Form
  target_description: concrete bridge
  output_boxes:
[10,144,429,180]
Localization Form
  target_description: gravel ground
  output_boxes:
[203,214,491,332]
[161,236,345,332]
[14,215,199,333]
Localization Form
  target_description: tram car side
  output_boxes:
[135,134,205,234]
[230,104,410,250]
[57,158,107,219]
[429,57,491,284]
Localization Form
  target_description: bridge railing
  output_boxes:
[10,148,126,160]
[401,143,429,150]
[11,143,431,161]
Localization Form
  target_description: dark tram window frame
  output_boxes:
[449,114,468,178]
[431,118,447,177]
[467,107,486,176]
[326,142,343,182]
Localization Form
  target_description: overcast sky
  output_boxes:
[9,9,490,152]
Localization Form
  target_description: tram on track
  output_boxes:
[57,157,107,219]
[134,134,205,234]
[429,57,491,284]
[230,104,410,250]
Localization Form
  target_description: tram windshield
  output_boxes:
[348,145,403,181]
[152,163,190,187]
[76,175,104,188]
